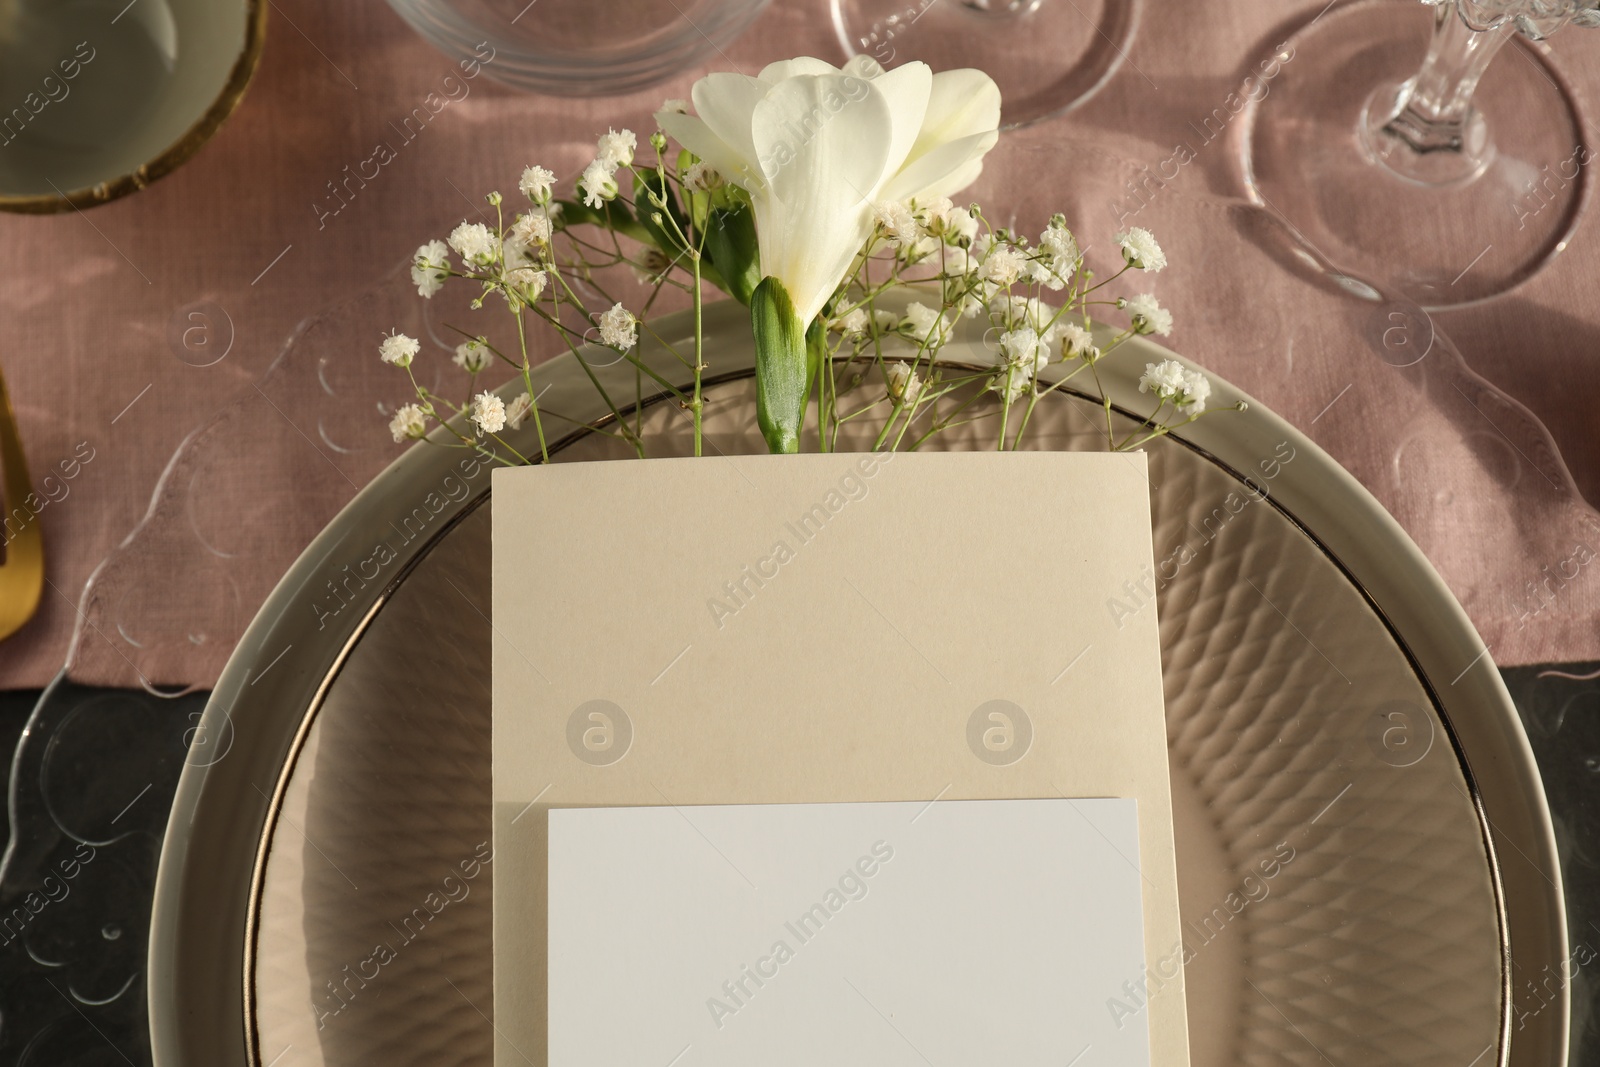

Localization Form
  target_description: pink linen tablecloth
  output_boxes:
[1,0,1597,689]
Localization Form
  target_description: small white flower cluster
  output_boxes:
[597,302,638,350]
[470,391,506,435]
[579,127,637,209]
[379,330,419,368]
[389,402,428,444]
[1123,293,1173,336]
[1138,359,1211,416]
[453,338,492,375]
[871,196,978,264]
[884,361,922,405]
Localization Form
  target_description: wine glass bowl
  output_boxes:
[829,0,1140,129]
[385,0,772,97]
[1240,0,1591,308]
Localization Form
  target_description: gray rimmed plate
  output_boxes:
[149,300,1565,1067]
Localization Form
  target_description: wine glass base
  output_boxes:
[829,0,1141,129]
[1240,0,1589,309]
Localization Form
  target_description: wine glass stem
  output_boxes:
[1385,0,1511,153]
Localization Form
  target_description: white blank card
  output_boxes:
[548,798,1150,1067]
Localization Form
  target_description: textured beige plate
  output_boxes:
[151,301,1564,1067]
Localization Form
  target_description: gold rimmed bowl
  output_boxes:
[0,0,264,213]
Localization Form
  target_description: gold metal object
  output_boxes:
[0,360,43,640]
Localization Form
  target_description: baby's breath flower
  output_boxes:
[518,165,555,205]
[945,205,979,246]
[661,97,690,114]
[1139,359,1188,398]
[379,330,419,368]
[831,308,870,337]
[1125,293,1173,336]
[873,309,900,333]
[913,196,955,236]
[999,327,1047,379]
[1058,322,1100,363]
[411,239,448,299]
[512,211,552,246]
[470,391,506,435]
[902,301,949,346]
[991,367,1030,403]
[504,392,533,430]
[684,160,722,192]
[579,160,620,209]
[1138,361,1209,415]
[872,200,919,245]
[449,221,497,267]
[885,362,923,404]
[1116,227,1167,272]
[990,294,1057,343]
[453,339,492,375]
[598,302,638,350]
[389,402,428,443]
[506,267,547,303]
[1177,369,1211,415]
[980,244,1026,286]
[596,128,637,169]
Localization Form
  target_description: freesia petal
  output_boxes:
[878,127,998,203]
[757,56,841,83]
[906,68,1001,166]
[864,61,932,180]
[655,111,763,191]
[751,73,894,323]
[690,72,769,172]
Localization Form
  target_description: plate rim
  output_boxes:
[148,299,1564,1067]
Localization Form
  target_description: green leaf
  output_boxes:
[751,277,808,454]
[703,203,761,306]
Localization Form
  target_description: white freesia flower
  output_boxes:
[518,165,555,205]
[655,55,1001,328]
[504,392,533,430]
[885,361,922,404]
[470,391,506,435]
[1116,227,1167,272]
[379,330,419,367]
[579,160,619,208]
[1126,293,1173,336]
[598,302,638,349]
[389,402,427,443]
[411,240,449,298]
[596,128,637,169]
[453,339,492,374]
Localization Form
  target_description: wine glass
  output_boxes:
[829,0,1141,129]
[1240,0,1594,308]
